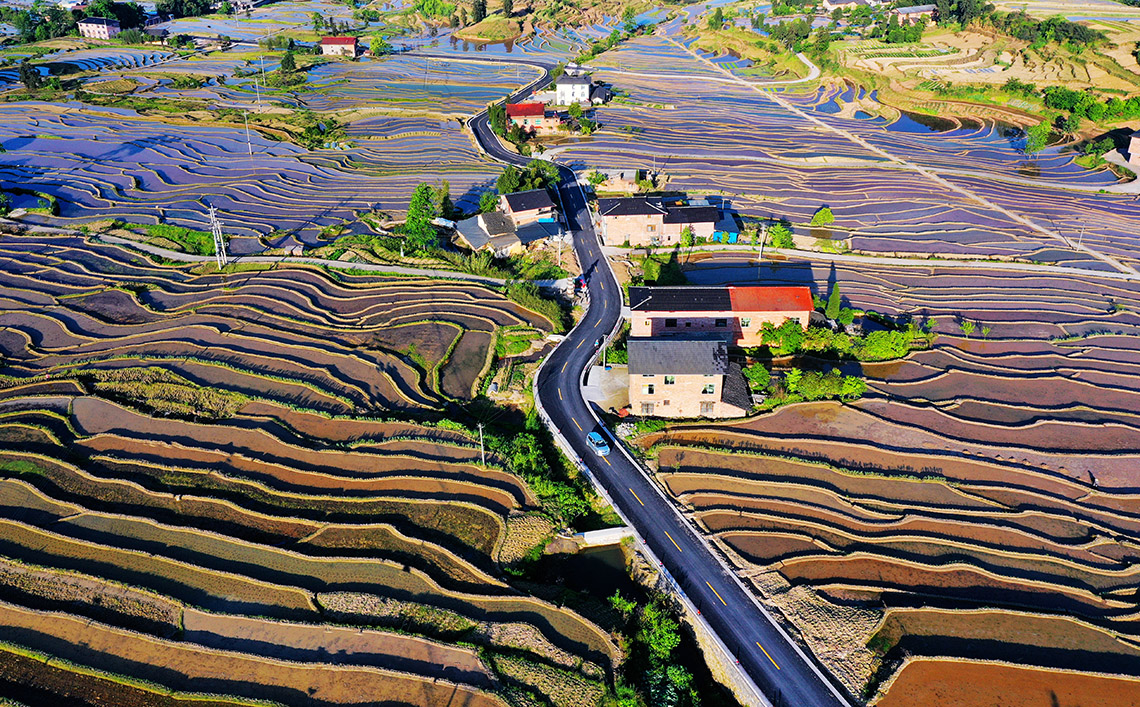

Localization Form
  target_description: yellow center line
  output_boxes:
[603,455,611,466]
[664,530,682,553]
[629,488,644,506]
[756,642,781,670]
[558,388,563,401]
[705,581,727,606]
[572,417,582,431]
[601,280,605,290]
[576,339,584,349]
[562,362,568,373]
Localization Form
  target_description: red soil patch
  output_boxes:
[875,658,1140,707]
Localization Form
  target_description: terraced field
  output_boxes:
[0,98,500,250]
[561,37,1140,271]
[639,255,1140,702]
[0,230,614,705]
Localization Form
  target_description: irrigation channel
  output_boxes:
[422,48,855,707]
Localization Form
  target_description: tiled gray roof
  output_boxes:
[629,286,731,312]
[627,337,729,375]
[719,362,752,412]
[503,188,555,214]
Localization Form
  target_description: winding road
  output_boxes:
[444,53,852,707]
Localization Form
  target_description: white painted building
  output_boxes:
[77,17,121,39]
[555,74,591,105]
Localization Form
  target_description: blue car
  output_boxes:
[586,431,610,457]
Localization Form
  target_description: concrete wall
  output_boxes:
[630,310,810,347]
[629,372,742,418]
[600,215,716,247]
[321,44,357,56]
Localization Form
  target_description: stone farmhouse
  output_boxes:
[891,4,936,23]
[627,337,750,418]
[628,285,813,348]
[596,196,721,247]
[78,17,120,39]
[319,36,359,57]
[506,103,562,135]
[500,188,558,224]
[453,189,560,258]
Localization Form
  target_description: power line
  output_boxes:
[209,205,228,269]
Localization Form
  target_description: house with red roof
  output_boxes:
[628,285,813,347]
[506,102,562,134]
[319,36,359,57]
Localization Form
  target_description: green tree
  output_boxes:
[472,0,486,23]
[496,166,521,194]
[981,325,992,339]
[370,34,392,54]
[784,368,803,394]
[708,6,724,30]
[488,101,507,136]
[18,61,42,91]
[567,101,583,119]
[840,375,866,400]
[279,50,296,74]
[435,179,455,220]
[1024,121,1051,154]
[811,206,834,227]
[219,1,233,14]
[960,319,976,338]
[311,11,323,32]
[404,183,439,252]
[609,591,637,619]
[638,602,681,664]
[502,0,513,16]
[449,13,458,27]
[768,223,793,248]
[0,193,11,217]
[478,190,499,213]
[679,225,694,250]
[459,6,467,25]
[825,282,841,321]
[743,362,770,391]
[588,170,607,186]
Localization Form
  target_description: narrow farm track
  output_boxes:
[661,36,1139,276]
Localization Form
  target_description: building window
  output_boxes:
[700,402,715,415]
[662,400,670,406]
[702,384,715,395]
[741,318,751,328]
[642,384,655,395]
[647,224,656,232]
[715,318,728,328]
[665,318,677,328]
[641,402,655,415]
[685,322,691,327]
[643,374,654,378]
[664,376,675,385]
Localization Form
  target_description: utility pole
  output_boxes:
[209,206,228,269]
[253,75,261,110]
[243,110,252,155]
[1077,224,1086,248]
[477,423,485,466]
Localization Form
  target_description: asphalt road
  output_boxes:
[448,55,851,707]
